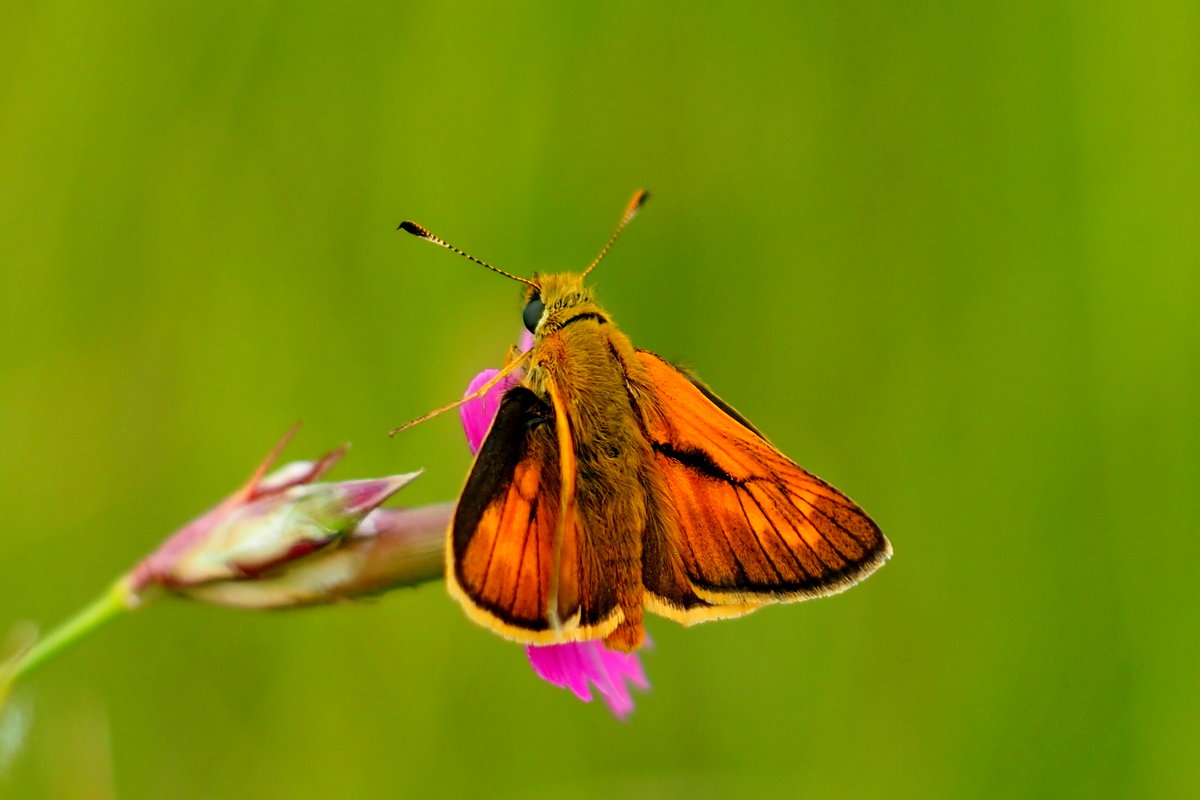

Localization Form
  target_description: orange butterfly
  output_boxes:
[398,191,891,652]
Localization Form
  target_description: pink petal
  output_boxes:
[526,641,651,720]
[459,369,519,454]
[459,332,534,454]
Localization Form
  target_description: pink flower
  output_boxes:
[459,341,650,718]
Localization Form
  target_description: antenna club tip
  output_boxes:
[398,221,429,236]
[625,189,650,218]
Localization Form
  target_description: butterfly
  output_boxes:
[398,190,890,652]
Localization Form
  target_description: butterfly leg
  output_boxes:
[388,350,531,437]
[501,344,524,368]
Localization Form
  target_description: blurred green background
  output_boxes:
[2,1,1196,798]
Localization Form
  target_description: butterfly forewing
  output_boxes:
[450,386,622,641]
[633,350,891,612]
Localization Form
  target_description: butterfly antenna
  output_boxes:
[581,189,649,279]
[398,221,541,291]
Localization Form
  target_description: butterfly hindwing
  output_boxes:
[632,350,891,618]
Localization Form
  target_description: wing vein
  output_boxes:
[744,488,813,580]
[479,474,520,598]
[761,486,839,572]
[789,497,853,565]
[508,496,535,612]
[735,489,785,582]
[712,483,751,584]
[796,491,872,552]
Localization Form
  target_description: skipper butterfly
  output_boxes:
[397,191,890,651]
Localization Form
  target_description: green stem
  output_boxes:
[1,579,138,706]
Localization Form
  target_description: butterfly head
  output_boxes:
[521,190,647,337]
[521,273,603,337]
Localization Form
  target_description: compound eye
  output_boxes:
[523,296,545,333]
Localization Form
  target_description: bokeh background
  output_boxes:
[2,2,1196,798]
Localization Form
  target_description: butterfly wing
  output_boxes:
[449,385,624,643]
[633,350,891,622]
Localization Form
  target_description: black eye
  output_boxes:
[523,296,545,333]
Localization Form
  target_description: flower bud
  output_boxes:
[126,428,447,608]
[2,427,455,707]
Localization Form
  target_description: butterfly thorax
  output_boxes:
[523,273,643,456]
